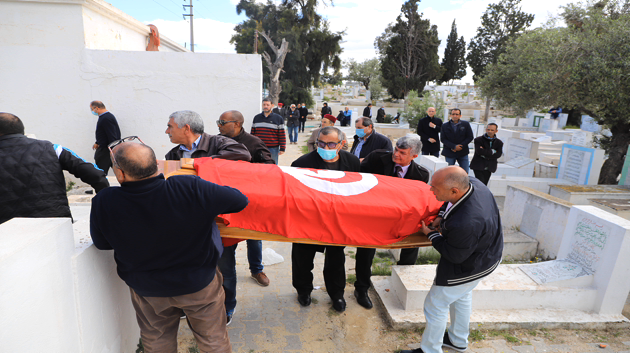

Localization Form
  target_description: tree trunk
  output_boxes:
[484,97,491,122]
[598,122,630,184]
[257,31,290,106]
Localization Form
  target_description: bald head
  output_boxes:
[218,110,245,137]
[113,142,158,180]
[0,112,24,136]
[430,166,471,202]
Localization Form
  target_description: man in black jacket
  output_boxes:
[90,100,121,175]
[440,108,474,173]
[286,104,301,144]
[402,166,503,353]
[351,117,393,161]
[376,106,386,123]
[91,141,248,353]
[218,109,273,324]
[320,102,332,117]
[354,134,430,309]
[416,107,442,157]
[363,103,372,118]
[0,113,109,225]
[470,123,503,185]
[164,110,251,161]
[298,103,308,132]
[291,126,360,313]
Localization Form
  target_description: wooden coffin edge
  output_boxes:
[161,159,432,249]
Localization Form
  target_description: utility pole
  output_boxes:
[183,0,194,52]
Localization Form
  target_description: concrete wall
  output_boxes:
[504,185,573,259]
[1,0,262,166]
[0,216,140,353]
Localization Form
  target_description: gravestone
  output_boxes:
[556,144,605,185]
[519,205,630,315]
[532,114,544,128]
[507,138,539,161]
[580,115,602,133]
[473,110,480,122]
[487,116,502,128]
[505,156,536,169]
[618,145,630,186]
[533,135,552,143]
[365,90,371,102]
[557,113,569,129]
[570,130,593,147]
[443,107,449,122]
[539,118,558,132]
[441,90,447,102]
[502,117,517,127]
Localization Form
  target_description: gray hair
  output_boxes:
[169,110,204,135]
[356,117,373,128]
[317,126,342,142]
[396,134,422,155]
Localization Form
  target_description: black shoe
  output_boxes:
[353,289,373,309]
[443,331,467,352]
[297,293,311,306]
[400,348,424,353]
[226,313,233,326]
[332,298,346,312]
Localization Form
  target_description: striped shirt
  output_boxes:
[251,112,286,151]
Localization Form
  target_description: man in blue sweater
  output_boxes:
[90,139,248,353]
[440,108,474,173]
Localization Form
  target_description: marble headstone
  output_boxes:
[556,144,605,185]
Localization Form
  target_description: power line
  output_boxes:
[149,0,181,19]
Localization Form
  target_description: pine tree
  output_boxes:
[440,20,467,84]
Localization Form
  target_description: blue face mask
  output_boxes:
[356,128,366,138]
[317,147,338,161]
[91,110,98,116]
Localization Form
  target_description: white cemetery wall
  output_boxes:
[1,0,262,167]
[557,144,605,185]
[0,219,82,352]
[506,138,539,161]
[504,185,572,258]
[556,206,630,314]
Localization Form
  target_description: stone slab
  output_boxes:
[507,138,539,161]
[549,185,630,205]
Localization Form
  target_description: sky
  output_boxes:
[104,0,575,84]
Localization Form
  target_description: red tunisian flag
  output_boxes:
[195,158,443,246]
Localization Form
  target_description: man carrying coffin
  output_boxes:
[91,139,249,352]
[354,134,430,309]
[290,126,360,313]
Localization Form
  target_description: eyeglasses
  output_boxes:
[316,140,340,149]
[108,136,146,171]
[216,120,238,126]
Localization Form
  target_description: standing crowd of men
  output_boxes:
[0,99,506,353]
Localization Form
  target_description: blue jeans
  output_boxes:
[288,126,299,143]
[421,278,482,353]
[268,146,279,165]
[218,244,238,314]
[247,239,263,275]
[444,155,470,173]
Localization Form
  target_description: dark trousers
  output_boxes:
[473,169,492,185]
[299,118,306,132]
[422,150,440,158]
[94,146,112,175]
[291,243,346,300]
[355,247,419,292]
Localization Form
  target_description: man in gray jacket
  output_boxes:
[164,110,251,161]
[402,166,503,353]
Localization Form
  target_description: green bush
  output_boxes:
[401,90,446,128]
